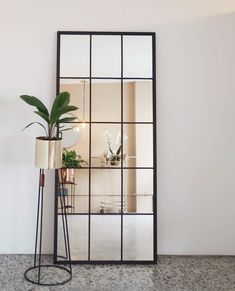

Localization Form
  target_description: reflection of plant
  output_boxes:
[20,92,78,139]
[62,150,87,168]
[103,131,127,156]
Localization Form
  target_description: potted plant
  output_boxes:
[20,91,78,169]
[103,131,127,166]
[61,150,87,183]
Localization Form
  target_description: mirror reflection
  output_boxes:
[123,80,153,122]
[91,169,121,213]
[123,124,153,168]
[123,35,153,78]
[58,169,89,213]
[124,169,153,213]
[92,35,121,77]
[123,215,153,260]
[92,80,121,122]
[58,215,88,260]
[60,35,90,77]
[57,32,155,262]
[90,216,121,260]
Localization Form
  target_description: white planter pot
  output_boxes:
[35,137,62,169]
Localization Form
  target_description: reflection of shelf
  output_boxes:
[61,167,154,169]
[61,182,77,185]
[126,193,153,196]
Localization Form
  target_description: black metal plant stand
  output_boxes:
[24,169,72,286]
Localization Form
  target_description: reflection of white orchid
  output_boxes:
[103,130,128,156]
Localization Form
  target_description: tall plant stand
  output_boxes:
[24,169,72,286]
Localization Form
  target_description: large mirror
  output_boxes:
[55,32,156,263]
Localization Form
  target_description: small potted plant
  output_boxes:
[62,150,87,182]
[103,131,127,166]
[20,92,78,169]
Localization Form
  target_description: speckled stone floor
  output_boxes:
[1,255,235,290]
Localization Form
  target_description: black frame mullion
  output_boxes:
[58,212,155,216]
[55,31,157,265]
[60,77,153,80]
[54,32,61,264]
[58,121,154,124]
[152,33,157,262]
[120,34,124,261]
[88,34,92,261]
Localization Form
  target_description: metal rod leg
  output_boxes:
[38,169,45,284]
[59,191,68,259]
[34,169,42,267]
[24,168,72,286]
[59,169,72,273]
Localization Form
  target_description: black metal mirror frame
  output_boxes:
[54,31,157,264]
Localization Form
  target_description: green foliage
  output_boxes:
[116,145,122,156]
[110,154,121,162]
[62,150,87,168]
[20,91,78,139]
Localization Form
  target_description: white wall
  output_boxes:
[1,0,235,254]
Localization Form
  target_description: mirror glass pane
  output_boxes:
[60,79,90,154]
[123,124,153,167]
[123,215,153,260]
[58,215,88,260]
[60,35,90,77]
[123,36,152,78]
[91,215,121,260]
[91,79,121,122]
[57,32,155,262]
[60,122,90,166]
[124,169,153,213]
[123,80,153,122]
[91,169,121,213]
[58,169,89,213]
[91,123,121,167]
[92,35,121,77]
[60,79,90,122]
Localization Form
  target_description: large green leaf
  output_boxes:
[57,116,77,124]
[21,121,48,136]
[20,95,49,117]
[50,105,78,125]
[34,111,50,123]
[116,145,122,155]
[50,92,70,122]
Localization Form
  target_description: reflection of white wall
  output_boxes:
[92,36,121,77]
[123,36,153,78]
[60,35,90,77]
[60,35,152,78]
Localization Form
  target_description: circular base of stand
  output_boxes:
[24,265,72,286]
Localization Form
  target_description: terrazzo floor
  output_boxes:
[1,255,235,290]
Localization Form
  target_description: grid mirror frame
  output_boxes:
[54,31,157,264]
